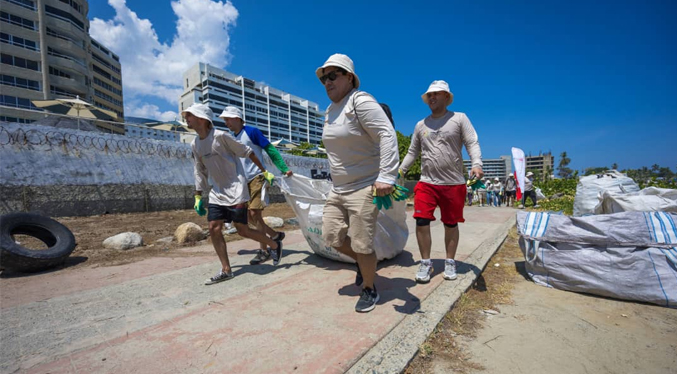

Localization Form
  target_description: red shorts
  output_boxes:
[413,181,466,225]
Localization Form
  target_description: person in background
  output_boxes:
[399,80,483,284]
[183,103,282,285]
[477,177,488,207]
[520,171,539,208]
[316,53,399,313]
[485,178,494,207]
[219,106,292,266]
[493,177,503,207]
[504,174,516,207]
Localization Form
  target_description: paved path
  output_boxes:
[1,206,516,374]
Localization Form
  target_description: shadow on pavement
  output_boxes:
[0,256,89,278]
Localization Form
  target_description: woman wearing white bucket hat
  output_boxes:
[316,53,399,313]
[400,79,483,283]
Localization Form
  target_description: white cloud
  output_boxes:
[90,0,238,118]
[126,103,178,122]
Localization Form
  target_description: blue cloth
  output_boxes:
[235,125,270,181]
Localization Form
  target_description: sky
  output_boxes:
[88,0,677,173]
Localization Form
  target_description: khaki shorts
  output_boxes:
[322,185,378,255]
[247,175,266,210]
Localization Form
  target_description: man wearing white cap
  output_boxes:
[520,171,539,208]
[182,103,282,285]
[316,53,399,313]
[493,177,503,207]
[400,80,483,283]
[219,106,292,266]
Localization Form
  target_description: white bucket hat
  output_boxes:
[494,177,500,181]
[219,106,244,121]
[526,171,534,177]
[422,80,454,106]
[181,103,213,124]
[315,53,360,88]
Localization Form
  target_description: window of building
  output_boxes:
[1,74,40,91]
[1,53,40,71]
[0,33,39,51]
[4,0,36,10]
[1,94,39,109]
[45,5,84,30]
[49,66,71,79]
[0,11,37,30]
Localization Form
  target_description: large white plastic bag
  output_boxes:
[277,175,408,262]
[573,170,640,216]
[594,187,677,214]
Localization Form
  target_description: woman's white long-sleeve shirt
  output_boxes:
[322,89,399,193]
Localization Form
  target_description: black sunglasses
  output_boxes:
[319,70,345,84]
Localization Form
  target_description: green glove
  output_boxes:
[194,195,206,216]
[390,184,410,201]
[263,171,275,186]
[372,190,393,210]
[467,178,486,191]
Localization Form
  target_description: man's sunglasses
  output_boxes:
[319,70,345,84]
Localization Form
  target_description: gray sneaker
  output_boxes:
[272,240,282,266]
[249,249,271,265]
[415,262,433,283]
[205,269,234,285]
[355,286,379,313]
[443,260,458,280]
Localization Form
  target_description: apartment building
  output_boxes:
[464,155,512,181]
[0,0,124,131]
[525,151,555,180]
[180,63,324,145]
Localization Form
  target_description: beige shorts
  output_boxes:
[247,175,266,210]
[322,185,379,255]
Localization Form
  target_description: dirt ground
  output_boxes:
[404,228,677,374]
[12,203,298,270]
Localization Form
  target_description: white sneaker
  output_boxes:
[443,260,457,280]
[415,262,433,283]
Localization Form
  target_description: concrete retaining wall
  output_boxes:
[0,123,321,217]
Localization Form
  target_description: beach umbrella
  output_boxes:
[271,138,299,149]
[32,96,118,130]
[303,146,327,156]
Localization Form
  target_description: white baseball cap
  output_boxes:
[181,103,213,124]
[526,171,534,177]
[219,106,244,121]
[316,53,360,88]
[422,80,454,106]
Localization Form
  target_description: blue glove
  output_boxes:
[372,195,393,210]
[194,195,206,216]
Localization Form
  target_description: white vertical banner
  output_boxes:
[512,147,526,194]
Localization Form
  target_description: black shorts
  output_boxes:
[207,203,248,224]
[506,191,516,198]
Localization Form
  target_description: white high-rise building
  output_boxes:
[179,63,324,145]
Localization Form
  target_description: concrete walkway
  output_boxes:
[1,206,516,374]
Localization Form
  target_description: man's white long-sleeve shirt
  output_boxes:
[400,111,482,186]
[192,128,253,206]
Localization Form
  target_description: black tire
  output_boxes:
[0,213,76,273]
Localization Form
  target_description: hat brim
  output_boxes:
[421,90,454,106]
[181,108,212,124]
[315,64,360,89]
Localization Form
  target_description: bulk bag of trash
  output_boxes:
[594,187,677,214]
[277,175,408,262]
[573,170,640,216]
[517,210,677,307]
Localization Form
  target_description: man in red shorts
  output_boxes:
[399,80,484,283]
